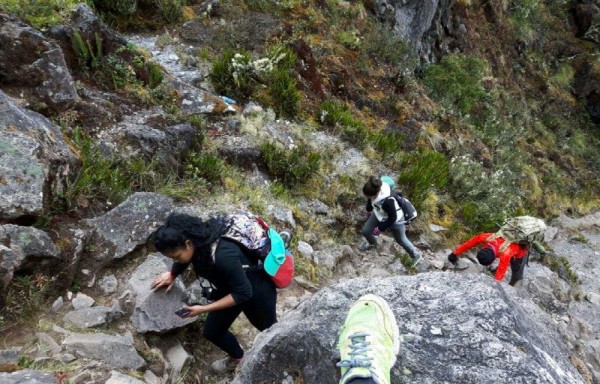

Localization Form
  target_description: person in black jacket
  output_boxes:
[151,213,277,374]
[359,176,421,266]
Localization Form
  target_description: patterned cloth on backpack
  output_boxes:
[488,216,546,253]
[221,211,269,256]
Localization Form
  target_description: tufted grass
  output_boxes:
[1,274,50,331]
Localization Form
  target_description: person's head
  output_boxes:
[476,248,495,266]
[154,213,227,264]
[363,176,382,198]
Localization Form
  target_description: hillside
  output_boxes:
[0,0,599,383]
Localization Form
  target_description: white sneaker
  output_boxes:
[358,242,376,252]
[210,357,241,373]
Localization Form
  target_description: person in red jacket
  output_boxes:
[447,233,529,286]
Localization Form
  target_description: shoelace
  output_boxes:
[336,332,373,368]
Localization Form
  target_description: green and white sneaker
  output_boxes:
[337,294,400,384]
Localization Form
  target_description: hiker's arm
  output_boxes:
[182,294,236,317]
[171,261,190,278]
[453,233,493,256]
[215,239,253,304]
[377,199,397,231]
[494,251,512,281]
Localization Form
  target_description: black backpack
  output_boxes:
[380,176,418,224]
[389,191,418,224]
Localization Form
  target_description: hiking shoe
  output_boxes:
[337,294,400,384]
[210,357,242,374]
[358,242,376,252]
[279,229,293,248]
[410,253,422,268]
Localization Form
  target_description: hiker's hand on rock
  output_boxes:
[182,304,206,317]
[448,253,458,264]
[152,272,175,292]
[372,227,381,236]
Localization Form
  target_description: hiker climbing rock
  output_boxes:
[358,176,422,267]
[448,216,547,286]
[152,212,291,374]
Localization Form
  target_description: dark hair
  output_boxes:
[154,213,229,265]
[476,248,495,266]
[362,176,382,197]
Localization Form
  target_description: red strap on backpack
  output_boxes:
[255,217,270,231]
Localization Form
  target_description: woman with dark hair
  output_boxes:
[151,212,279,373]
[359,176,421,266]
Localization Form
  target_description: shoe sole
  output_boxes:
[411,255,422,268]
[354,294,401,358]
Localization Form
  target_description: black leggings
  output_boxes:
[509,252,529,285]
[203,271,277,358]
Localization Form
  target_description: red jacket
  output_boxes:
[453,233,528,282]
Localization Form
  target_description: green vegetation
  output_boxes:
[209,50,256,100]
[209,47,301,118]
[155,0,185,23]
[261,142,321,189]
[396,150,450,210]
[268,68,301,118]
[0,0,83,28]
[72,32,104,72]
[2,274,49,329]
[184,151,225,185]
[56,128,182,209]
[423,54,488,114]
[398,253,418,274]
[543,255,579,283]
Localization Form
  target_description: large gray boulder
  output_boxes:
[0,14,79,113]
[96,109,199,165]
[0,90,79,221]
[62,332,145,370]
[0,225,61,293]
[233,273,583,384]
[369,0,458,63]
[128,254,197,333]
[85,193,174,261]
[0,370,57,384]
[544,212,600,381]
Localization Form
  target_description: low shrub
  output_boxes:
[261,142,321,189]
[362,24,418,71]
[209,50,255,100]
[209,47,298,107]
[268,68,301,118]
[147,61,164,88]
[422,54,488,114]
[156,0,185,24]
[396,150,449,210]
[184,151,225,184]
[449,154,525,232]
[319,99,361,129]
[370,131,405,159]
